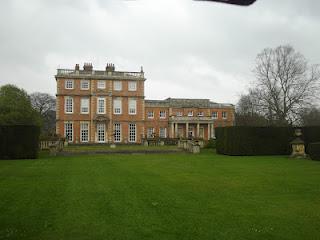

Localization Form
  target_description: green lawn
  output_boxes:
[0,150,320,240]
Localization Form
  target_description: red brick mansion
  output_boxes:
[55,63,235,143]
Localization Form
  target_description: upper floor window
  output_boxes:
[114,81,122,91]
[160,111,166,119]
[212,112,218,119]
[65,80,74,89]
[222,111,227,119]
[147,111,154,118]
[176,112,183,117]
[97,80,106,89]
[128,99,137,115]
[80,80,90,90]
[198,112,204,117]
[188,111,193,117]
[97,97,105,114]
[81,98,89,114]
[113,99,122,114]
[65,96,73,113]
[128,81,137,91]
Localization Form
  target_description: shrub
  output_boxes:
[0,125,40,159]
[308,142,320,161]
[205,138,216,149]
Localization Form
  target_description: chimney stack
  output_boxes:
[106,63,115,72]
[83,63,93,71]
[75,64,80,71]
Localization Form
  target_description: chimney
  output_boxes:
[83,63,93,71]
[106,63,115,72]
[75,64,80,71]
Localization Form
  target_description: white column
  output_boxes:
[208,123,210,140]
[197,123,200,138]
[211,123,215,138]
[186,122,189,138]
[171,122,174,138]
[175,123,178,138]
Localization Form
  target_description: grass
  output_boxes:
[0,150,320,240]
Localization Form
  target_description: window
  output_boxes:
[80,80,90,90]
[65,79,74,89]
[129,123,136,142]
[188,111,193,117]
[113,99,122,114]
[80,122,89,142]
[128,99,137,115]
[147,111,154,118]
[64,122,73,142]
[97,80,106,89]
[128,81,137,91]
[212,112,218,119]
[198,112,204,117]
[159,128,167,138]
[114,123,121,142]
[222,111,227,119]
[160,111,166,119]
[81,98,89,114]
[147,127,155,138]
[97,97,105,114]
[65,96,73,113]
[176,112,183,117]
[97,123,105,142]
[114,81,122,91]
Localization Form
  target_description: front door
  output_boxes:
[97,123,106,143]
[188,126,194,138]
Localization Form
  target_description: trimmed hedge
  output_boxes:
[308,142,320,161]
[216,127,293,156]
[0,125,40,159]
[216,126,320,156]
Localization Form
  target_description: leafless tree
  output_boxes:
[252,45,320,125]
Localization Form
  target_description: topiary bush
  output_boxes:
[308,142,320,161]
[0,125,40,159]
[205,138,216,149]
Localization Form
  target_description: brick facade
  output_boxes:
[56,63,235,143]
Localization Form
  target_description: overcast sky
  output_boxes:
[0,0,319,104]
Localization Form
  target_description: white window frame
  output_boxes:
[97,97,106,114]
[80,98,89,114]
[198,112,204,117]
[147,127,155,138]
[113,99,122,114]
[212,112,218,119]
[97,80,106,89]
[159,110,166,119]
[176,112,183,117]
[64,122,73,142]
[65,96,73,114]
[114,81,122,91]
[80,80,90,90]
[147,111,154,119]
[114,123,121,142]
[97,123,105,143]
[159,127,167,138]
[128,81,137,91]
[222,111,227,119]
[80,122,89,143]
[128,99,137,115]
[188,111,193,117]
[129,123,136,142]
[65,79,74,89]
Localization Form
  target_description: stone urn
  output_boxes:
[290,128,306,158]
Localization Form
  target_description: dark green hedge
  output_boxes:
[0,125,40,159]
[216,126,320,156]
[308,142,320,161]
[216,127,293,156]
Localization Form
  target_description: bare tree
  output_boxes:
[253,45,320,125]
[30,92,56,135]
[300,107,320,126]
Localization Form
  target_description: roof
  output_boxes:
[145,98,234,108]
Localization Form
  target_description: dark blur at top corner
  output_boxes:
[193,0,256,6]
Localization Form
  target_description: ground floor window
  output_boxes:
[114,123,121,142]
[80,122,89,142]
[159,127,166,138]
[147,127,154,138]
[129,123,136,142]
[199,127,204,139]
[65,122,73,142]
[97,123,105,142]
